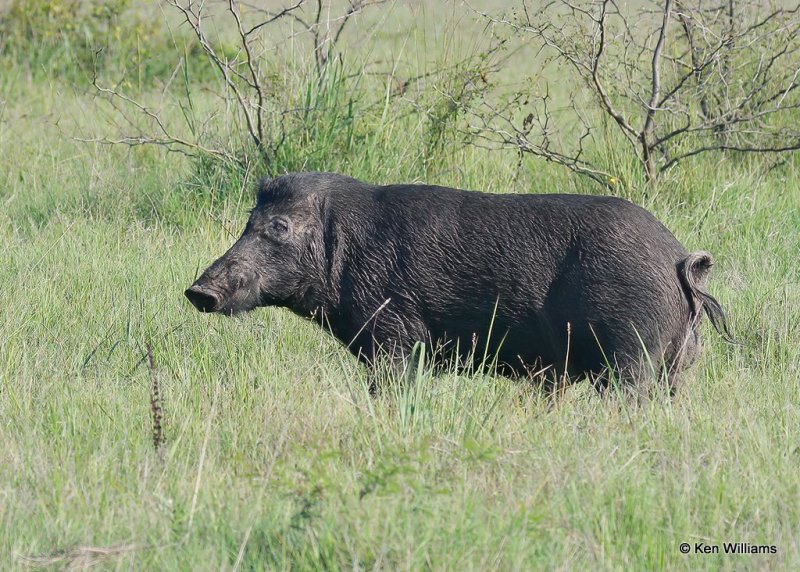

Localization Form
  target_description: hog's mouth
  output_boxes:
[185,284,265,316]
[185,286,222,313]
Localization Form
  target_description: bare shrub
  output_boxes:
[471,0,800,187]
[83,0,390,173]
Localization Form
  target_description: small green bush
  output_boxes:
[1,0,124,74]
[0,0,215,86]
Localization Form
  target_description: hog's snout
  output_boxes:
[185,285,221,313]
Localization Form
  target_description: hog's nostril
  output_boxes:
[185,287,220,313]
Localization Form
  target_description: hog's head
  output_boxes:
[185,177,325,316]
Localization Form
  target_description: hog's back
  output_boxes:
[350,185,692,376]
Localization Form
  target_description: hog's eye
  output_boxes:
[268,216,290,236]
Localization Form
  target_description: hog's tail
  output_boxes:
[678,251,735,343]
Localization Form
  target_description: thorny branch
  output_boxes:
[471,0,800,186]
[79,60,242,164]
[85,0,388,170]
[166,0,266,164]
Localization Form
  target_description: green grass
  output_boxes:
[1,2,799,570]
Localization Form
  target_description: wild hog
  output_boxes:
[185,172,730,392]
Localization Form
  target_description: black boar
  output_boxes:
[185,172,730,392]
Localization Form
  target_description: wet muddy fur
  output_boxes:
[186,172,731,394]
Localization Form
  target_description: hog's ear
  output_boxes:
[308,192,328,224]
[255,176,273,205]
[313,192,338,283]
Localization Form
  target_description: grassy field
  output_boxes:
[1,1,799,570]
